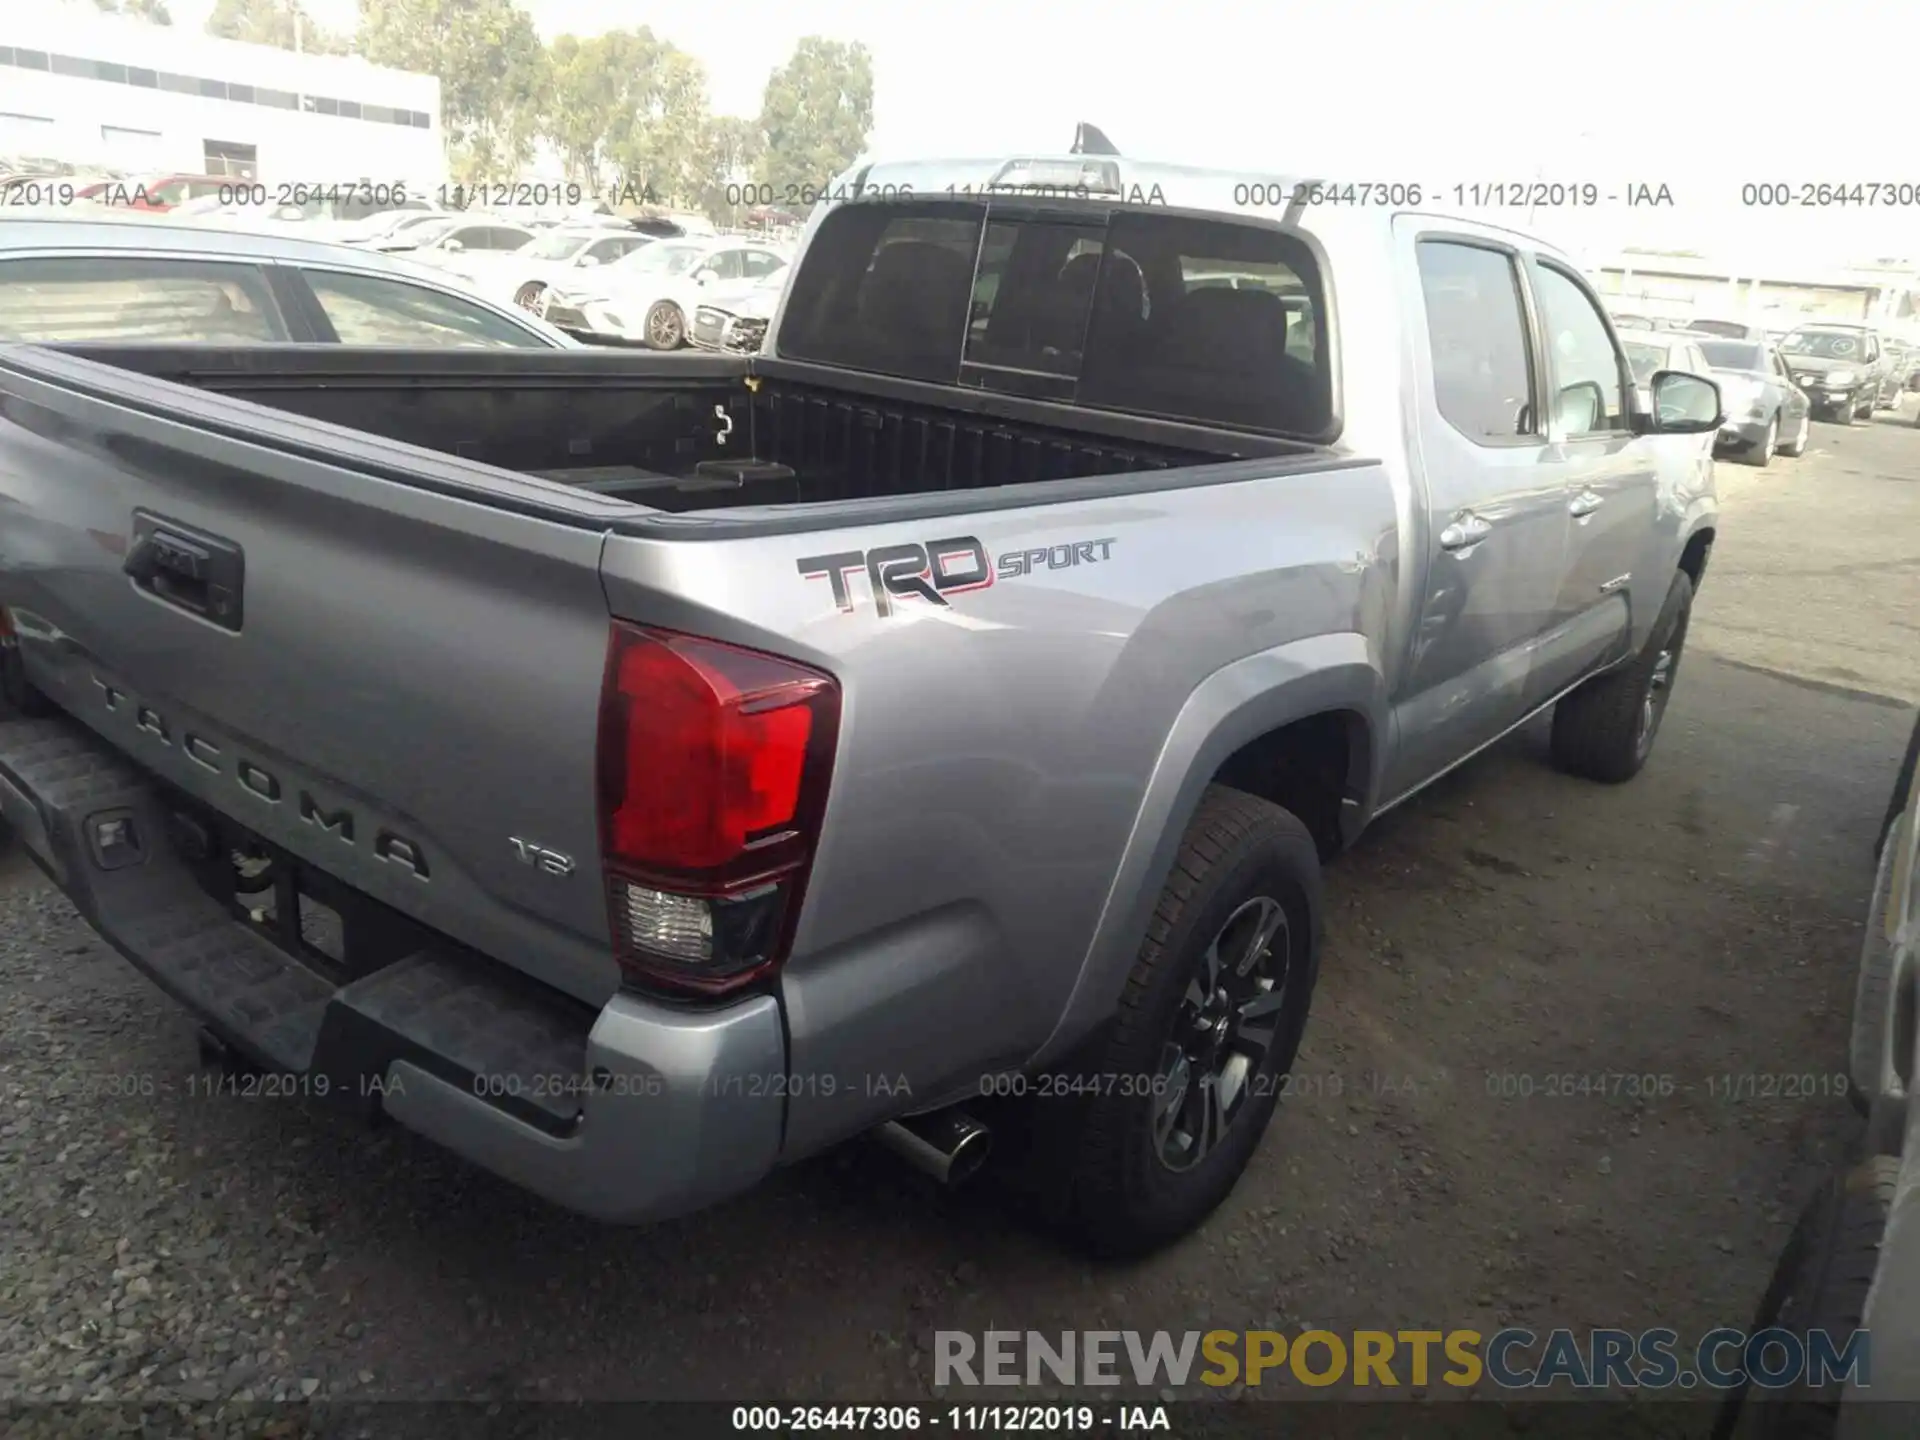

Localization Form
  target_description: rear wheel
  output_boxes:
[1714,1159,1894,1440]
[1743,414,1778,467]
[1551,569,1694,784]
[1031,786,1323,1258]
[1778,411,1810,457]
[643,301,685,350]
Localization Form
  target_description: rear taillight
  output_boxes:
[596,622,839,998]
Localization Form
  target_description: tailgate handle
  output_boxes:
[125,511,245,632]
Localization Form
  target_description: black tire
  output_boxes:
[1551,569,1694,784]
[642,301,685,351]
[1847,808,1906,1116]
[1030,786,1323,1258]
[1884,713,1920,858]
[1714,1159,1895,1440]
[1778,412,1810,457]
[1838,405,1858,427]
[513,281,546,313]
[1743,414,1778,468]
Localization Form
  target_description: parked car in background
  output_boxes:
[380,217,539,267]
[444,225,657,313]
[1714,710,1920,1438]
[687,267,788,354]
[339,208,452,247]
[548,236,788,349]
[1686,318,1769,342]
[1620,330,1714,384]
[1780,324,1891,424]
[0,216,576,349]
[1883,338,1918,395]
[1694,337,1811,466]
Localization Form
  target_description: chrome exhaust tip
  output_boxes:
[875,1108,993,1186]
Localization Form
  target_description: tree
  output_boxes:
[601,44,711,207]
[205,0,348,54]
[755,38,873,197]
[94,0,174,22]
[693,114,763,224]
[357,0,548,183]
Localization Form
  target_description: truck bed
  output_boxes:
[38,345,1303,514]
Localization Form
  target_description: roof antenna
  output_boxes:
[1070,123,1120,156]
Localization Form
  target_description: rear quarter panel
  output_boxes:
[600,460,1401,1155]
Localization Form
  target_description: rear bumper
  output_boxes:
[0,715,786,1224]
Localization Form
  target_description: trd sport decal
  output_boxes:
[797,535,1118,617]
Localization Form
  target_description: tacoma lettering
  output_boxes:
[90,674,428,879]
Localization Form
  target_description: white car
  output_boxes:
[375,216,539,267]
[547,237,789,349]
[438,226,658,313]
[688,267,789,354]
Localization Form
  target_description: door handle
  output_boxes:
[1569,490,1605,518]
[1438,515,1492,552]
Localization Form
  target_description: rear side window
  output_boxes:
[0,255,287,343]
[779,201,1331,437]
[300,269,549,348]
[1416,240,1536,441]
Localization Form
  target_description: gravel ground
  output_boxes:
[0,407,1916,1428]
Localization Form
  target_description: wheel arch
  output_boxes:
[1030,632,1387,1067]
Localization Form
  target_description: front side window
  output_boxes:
[1622,339,1668,383]
[584,236,638,264]
[1533,262,1627,434]
[0,256,286,343]
[1416,240,1537,442]
[301,269,550,348]
[742,249,785,279]
[479,228,533,251]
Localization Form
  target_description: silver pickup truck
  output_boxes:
[0,153,1723,1256]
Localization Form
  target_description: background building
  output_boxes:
[0,9,443,189]
[1588,248,1920,334]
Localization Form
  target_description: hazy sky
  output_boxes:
[159,0,1917,268]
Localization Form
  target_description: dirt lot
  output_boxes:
[1,406,1916,1420]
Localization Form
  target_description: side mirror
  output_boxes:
[693,268,717,285]
[1640,370,1722,434]
[577,254,601,268]
[442,238,464,252]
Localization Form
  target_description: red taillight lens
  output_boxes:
[596,623,839,996]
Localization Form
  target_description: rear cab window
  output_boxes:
[776,200,1333,440]
[0,255,287,342]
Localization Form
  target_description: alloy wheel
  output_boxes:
[1636,605,1690,759]
[1152,896,1292,1172]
